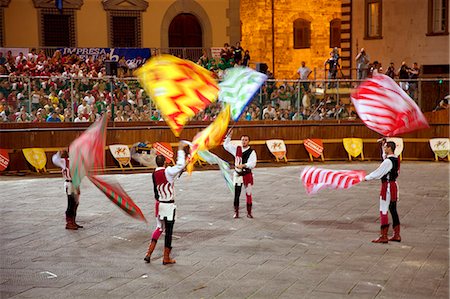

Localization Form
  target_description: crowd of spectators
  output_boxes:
[0,46,444,124]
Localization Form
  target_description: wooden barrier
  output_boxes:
[0,119,448,172]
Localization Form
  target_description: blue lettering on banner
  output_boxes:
[58,48,151,67]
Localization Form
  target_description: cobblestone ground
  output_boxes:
[0,162,448,299]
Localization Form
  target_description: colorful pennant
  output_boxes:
[69,116,107,189]
[351,74,429,136]
[301,166,366,195]
[197,150,234,193]
[134,55,219,136]
[218,67,267,121]
[89,175,147,222]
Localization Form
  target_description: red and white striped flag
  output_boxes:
[301,166,366,194]
[351,74,429,136]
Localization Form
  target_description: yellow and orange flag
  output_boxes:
[187,105,231,172]
[134,55,219,136]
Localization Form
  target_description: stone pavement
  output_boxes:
[0,162,448,299]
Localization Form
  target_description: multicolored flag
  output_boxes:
[301,166,366,195]
[69,116,107,189]
[219,67,267,121]
[351,74,429,136]
[89,175,147,222]
[134,55,219,136]
[189,104,230,159]
[198,150,234,193]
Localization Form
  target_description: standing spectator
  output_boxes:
[197,49,209,68]
[407,62,420,103]
[233,42,244,65]
[220,43,232,61]
[398,61,410,92]
[118,56,128,77]
[242,50,250,67]
[355,48,370,81]
[324,52,339,88]
[297,61,312,92]
[0,52,6,65]
[27,48,38,62]
[385,62,396,79]
[15,52,25,66]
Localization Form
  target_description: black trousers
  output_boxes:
[66,194,77,218]
[164,219,175,249]
[389,201,400,227]
[234,185,242,208]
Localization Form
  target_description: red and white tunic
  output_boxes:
[52,151,79,195]
[152,149,185,221]
[223,136,257,186]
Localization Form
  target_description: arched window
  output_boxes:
[169,13,202,47]
[330,18,341,48]
[293,18,311,49]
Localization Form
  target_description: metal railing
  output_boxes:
[0,75,448,123]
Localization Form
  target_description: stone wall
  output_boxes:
[240,0,341,80]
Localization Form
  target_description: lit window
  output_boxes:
[293,19,311,49]
[330,19,341,48]
[428,0,449,35]
[365,0,382,39]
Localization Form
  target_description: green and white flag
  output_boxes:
[219,67,267,121]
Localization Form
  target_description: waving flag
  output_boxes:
[301,166,366,195]
[198,150,234,193]
[89,176,146,222]
[190,104,230,158]
[69,116,107,189]
[134,55,219,136]
[219,67,267,121]
[351,74,429,136]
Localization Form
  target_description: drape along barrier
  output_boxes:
[0,149,10,172]
[134,54,219,136]
[303,139,324,162]
[130,142,157,168]
[89,175,147,222]
[109,144,133,169]
[301,166,366,195]
[429,138,450,161]
[69,116,107,189]
[343,138,364,161]
[351,74,429,136]
[386,137,404,160]
[265,139,288,162]
[153,142,175,164]
[218,66,268,121]
[22,148,47,173]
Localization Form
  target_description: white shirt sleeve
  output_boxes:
[365,159,393,181]
[223,136,237,157]
[245,150,257,169]
[52,152,65,169]
[165,150,186,183]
